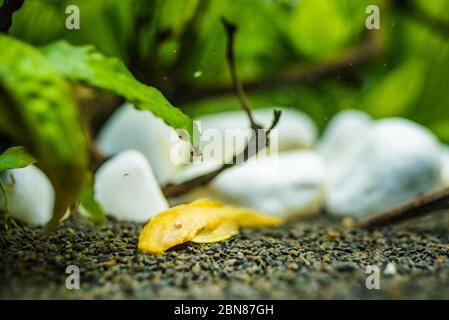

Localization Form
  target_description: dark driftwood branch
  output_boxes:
[175,31,384,103]
[162,18,281,198]
[0,0,24,33]
[358,188,449,229]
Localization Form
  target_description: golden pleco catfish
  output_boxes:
[138,199,282,254]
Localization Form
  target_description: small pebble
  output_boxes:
[384,262,397,276]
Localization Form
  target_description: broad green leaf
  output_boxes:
[416,0,449,23]
[289,0,372,58]
[0,146,36,172]
[42,41,198,145]
[9,0,135,61]
[430,121,449,143]
[78,172,106,226]
[0,35,89,230]
[0,93,16,135]
[157,0,199,35]
[363,60,426,118]
[8,0,63,45]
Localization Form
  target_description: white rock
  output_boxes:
[441,146,449,187]
[0,165,55,226]
[169,162,221,186]
[94,150,168,222]
[203,150,326,216]
[196,108,318,163]
[97,103,190,185]
[326,118,442,218]
[317,109,373,175]
[384,262,397,276]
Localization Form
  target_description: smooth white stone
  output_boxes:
[97,103,190,185]
[441,146,449,187]
[326,118,442,218]
[384,262,397,276]
[169,163,222,186]
[317,109,373,174]
[0,165,55,226]
[94,150,168,222]
[205,150,326,217]
[195,108,318,163]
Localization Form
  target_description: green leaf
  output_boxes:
[363,60,426,118]
[289,0,372,58]
[0,146,36,172]
[78,172,106,226]
[416,0,449,23]
[0,35,89,230]
[42,40,198,145]
[430,120,449,143]
[157,0,199,35]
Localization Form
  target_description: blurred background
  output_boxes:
[6,0,449,141]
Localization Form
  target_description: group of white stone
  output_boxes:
[2,103,449,226]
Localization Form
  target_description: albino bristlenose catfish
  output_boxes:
[138,199,282,255]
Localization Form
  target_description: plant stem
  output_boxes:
[162,18,281,198]
[0,177,17,230]
[220,18,262,131]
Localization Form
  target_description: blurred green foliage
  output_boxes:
[0,146,35,172]
[289,0,371,57]
[78,171,106,226]
[8,0,447,140]
[42,40,196,141]
[2,0,449,227]
[0,34,89,228]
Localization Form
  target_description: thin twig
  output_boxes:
[220,17,262,130]
[358,188,449,229]
[163,111,281,198]
[162,18,281,198]
[0,0,24,33]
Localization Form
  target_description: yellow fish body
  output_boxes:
[138,199,282,254]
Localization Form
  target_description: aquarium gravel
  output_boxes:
[1,212,449,299]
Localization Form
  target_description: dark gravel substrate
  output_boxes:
[1,211,449,299]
